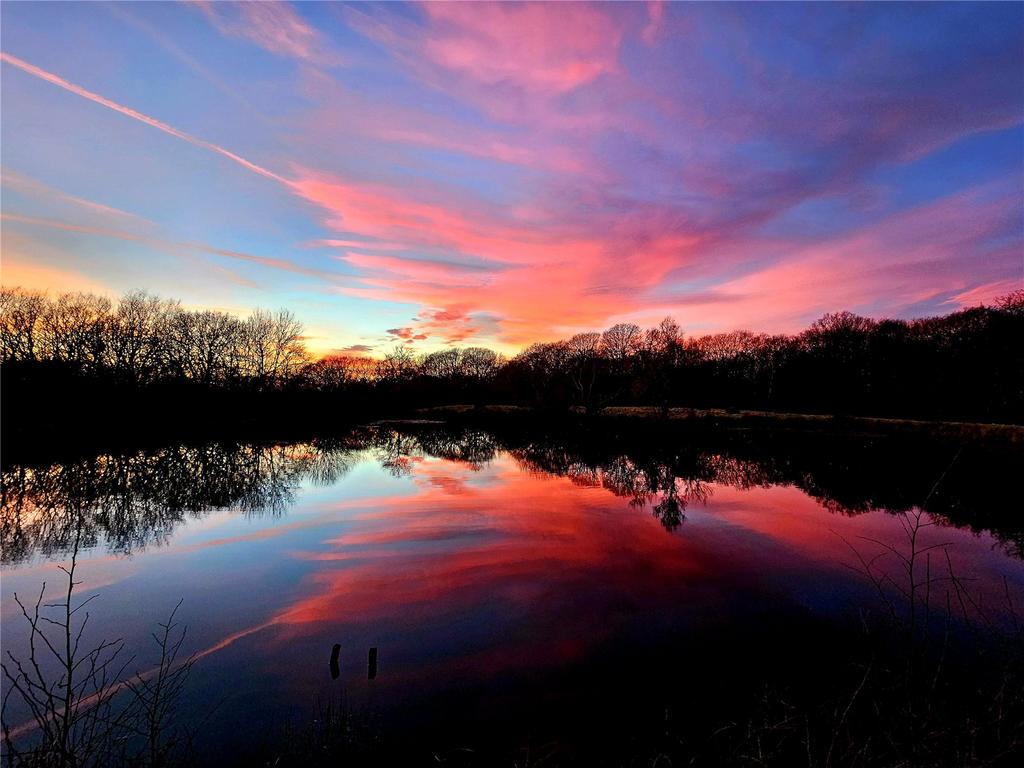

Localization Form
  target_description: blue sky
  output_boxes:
[2,1,1022,354]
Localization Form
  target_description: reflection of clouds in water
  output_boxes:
[2,426,1022,568]
[248,453,1023,694]
[262,463,708,683]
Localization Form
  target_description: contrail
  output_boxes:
[1,51,291,186]
[2,213,335,280]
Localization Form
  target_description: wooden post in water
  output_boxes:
[368,647,378,680]
[330,643,341,680]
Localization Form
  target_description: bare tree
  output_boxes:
[2,532,196,768]
[375,345,417,383]
[800,310,877,359]
[102,292,180,384]
[995,289,1024,316]
[643,317,683,362]
[0,287,48,362]
[461,347,500,379]
[40,293,112,369]
[301,354,375,390]
[600,323,642,362]
[419,348,462,379]
[510,342,569,404]
[640,316,684,414]
[123,603,196,768]
[565,332,602,411]
[167,310,243,386]
[239,309,308,388]
[1,540,133,767]
[692,330,765,362]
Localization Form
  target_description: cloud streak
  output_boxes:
[0,52,289,184]
[1,170,153,225]
[1,213,338,282]
[194,0,343,66]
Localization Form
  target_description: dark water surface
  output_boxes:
[2,425,1022,763]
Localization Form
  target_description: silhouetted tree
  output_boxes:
[376,345,417,383]
[240,308,308,389]
[420,348,462,379]
[301,354,375,391]
[102,291,180,384]
[462,347,500,379]
[508,342,571,407]
[167,309,244,386]
[996,289,1024,315]
[40,291,112,368]
[565,332,603,412]
[600,322,642,362]
[0,286,47,362]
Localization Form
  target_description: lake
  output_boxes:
[2,424,1022,765]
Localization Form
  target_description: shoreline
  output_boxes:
[4,402,1021,468]
[415,404,1024,444]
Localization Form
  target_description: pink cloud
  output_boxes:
[947,279,1023,309]
[289,171,611,267]
[642,1,665,46]
[290,167,718,343]
[339,252,496,289]
[419,1,622,93]
[412,306,482,345]
[288,54,603,181]
[307,238,408,251]
[649,181,1023,333]
[342,1,630,126]
[373,126,589,175]
[386,327,428,343]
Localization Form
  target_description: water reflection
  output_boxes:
[1,425,1022,764]
[0,438,364,563]
[2,425,1021,564]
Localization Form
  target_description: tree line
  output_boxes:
[2,285,1022,423]
[0,288,308,388]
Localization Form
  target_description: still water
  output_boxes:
[2,426,1022,762]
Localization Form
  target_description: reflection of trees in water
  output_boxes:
[373,431,424,477]
[509,446,714,531]
[373,429,499,475]
[0,428,502,563]
[0,441,360,563]
[3,426,1020,563]
[409,429,499,469]
[403,427,1022,554]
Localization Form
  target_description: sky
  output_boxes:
[1,1,1022,356]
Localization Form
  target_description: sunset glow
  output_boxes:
[2,2,1022,355]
